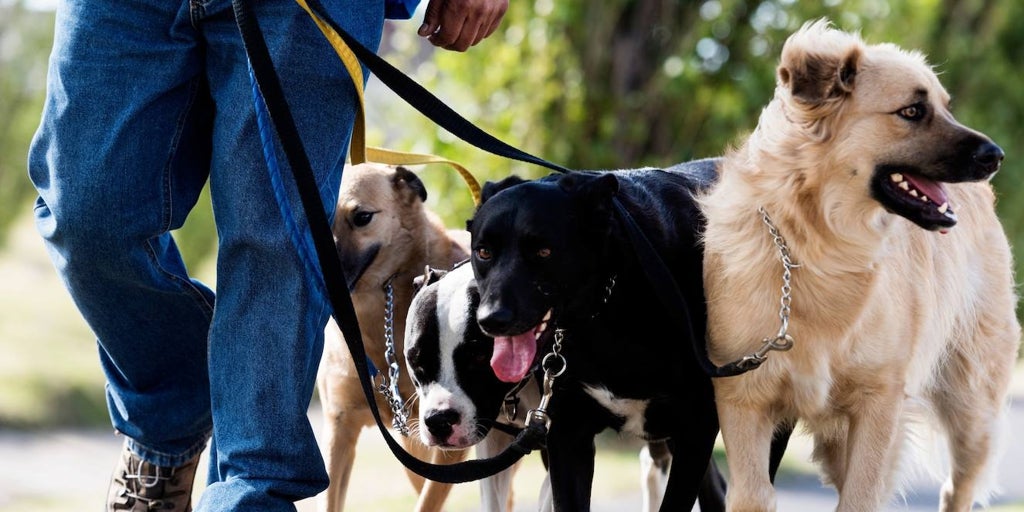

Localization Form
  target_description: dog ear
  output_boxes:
[562,172,618,206]
[777,20,862,105]
[480,175,527,204]
[393,166,428,203]
[413,266,448,295]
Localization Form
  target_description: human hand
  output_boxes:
[417,0,509,52]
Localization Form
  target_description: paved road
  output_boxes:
[2,395,1022,511]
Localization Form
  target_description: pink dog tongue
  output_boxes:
[491,332,538,383]
[905,174,949,205]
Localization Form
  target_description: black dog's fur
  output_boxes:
[469,159,732,511]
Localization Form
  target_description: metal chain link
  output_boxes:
[760,206,799,339]
[378,278,409,436]
[733,208,800,370]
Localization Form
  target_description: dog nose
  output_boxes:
[973,142,1004,174]
[477,304,514,335]
[424,409,460,440]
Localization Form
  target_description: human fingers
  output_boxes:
[418,0,443,37]
[425,0,507,52]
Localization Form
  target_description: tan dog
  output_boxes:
[700,21,1020,512]
[317,163,470,511]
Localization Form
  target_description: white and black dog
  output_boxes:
[405,262,678,512]
[405,262,548,511]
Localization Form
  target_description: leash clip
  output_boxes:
[734,333,795,372]
[525,374,555,431]
[525,328,566,432]
[754,333,795,359]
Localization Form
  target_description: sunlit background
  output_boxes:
[1,0,1023,510]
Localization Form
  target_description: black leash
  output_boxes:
[233,0,759,484]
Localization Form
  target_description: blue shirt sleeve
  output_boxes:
[385,0,421,20]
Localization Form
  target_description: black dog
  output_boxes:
[467,159,728,511]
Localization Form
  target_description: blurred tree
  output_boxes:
[0,1,53,247]
[924,0,1024,256]
[373,1,1023,317]
[3,0,1023,307]
[0,1,219,267]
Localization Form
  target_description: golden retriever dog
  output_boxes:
[317,163,470,511]
[699,21,1020,512]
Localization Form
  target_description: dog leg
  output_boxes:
[412,446,465,512]
[397,435,431,494]
[835,385,904,512]
[536,469,553,512]
[717,399,776,512]
[811,420,849,494]
[546,414,599,511]
[662,408,720,512]
[640,440,671,512]
[696,459,727,512]
[317,398,366,512]
[934,343,1016,512]
[768,420,794,484]
[476,429,519,512]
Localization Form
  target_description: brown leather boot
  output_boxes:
[106,441,200,511]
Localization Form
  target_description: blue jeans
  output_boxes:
[28,0,383,508]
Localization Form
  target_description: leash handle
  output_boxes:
[301,0,574,176]
[233,0,542,483]
[365,147,482,204]
[295,0,484,203]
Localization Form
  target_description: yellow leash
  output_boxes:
[294,0,482,205]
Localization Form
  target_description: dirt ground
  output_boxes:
[3,382,1024,511]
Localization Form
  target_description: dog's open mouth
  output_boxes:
[872,166,957,231]
[490,310,552,383]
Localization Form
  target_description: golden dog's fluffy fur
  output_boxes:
[317,163,470,511]
[700,21,1020,511]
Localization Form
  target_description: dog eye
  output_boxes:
[475,247,492,260]
[352,211,375,227]
[537,248,552,258]
[897,104,926,121]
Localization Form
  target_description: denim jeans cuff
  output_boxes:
[125,430,211,467]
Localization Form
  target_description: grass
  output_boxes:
[0,215,108,428]
[0,212,215,429]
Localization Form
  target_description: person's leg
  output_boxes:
[193,0,383,509]
[28,0,214,465]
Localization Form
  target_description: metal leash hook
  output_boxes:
[525,328,567,431]
[378,277,410,436]
[735,332,795,371]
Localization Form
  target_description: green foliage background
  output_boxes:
[4,0,1023,267]
[1,0,1022,428]
[368,0,1024,244]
